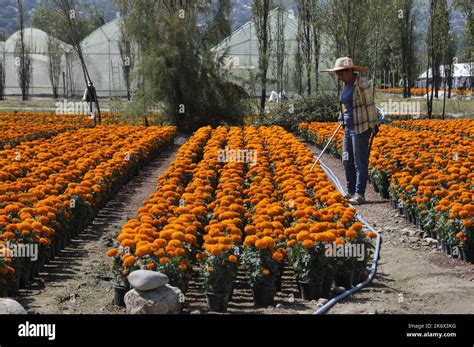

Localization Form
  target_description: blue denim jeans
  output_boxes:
[342,128,371,196]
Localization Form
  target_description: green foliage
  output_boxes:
[200,253,237,293]
[287,242,325,282]
[116,0,249,133]
[31,5,104,45]
[156,258,189,293]
[262,92,339,132]
[241,247,278,287]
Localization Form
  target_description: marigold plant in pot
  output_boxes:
[456,218,474,264]
[287,240,326,300]
[107,246,133,306]
[199,250,238,313]
[242,236,281,307]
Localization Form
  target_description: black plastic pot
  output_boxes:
[252,285,276,307]
[321,270,335,299]
[461,247,474,264]
[298,280,322,301]
[206,292,230,313]
[335,264,355,290]
[113,285,129,307]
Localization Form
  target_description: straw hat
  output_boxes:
[321,57,368,72]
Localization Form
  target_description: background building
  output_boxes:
[1,18,129,98]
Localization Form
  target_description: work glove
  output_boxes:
[337,113,343,122]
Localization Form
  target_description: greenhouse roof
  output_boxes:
[211,7,298,52]
[4,27,72,54]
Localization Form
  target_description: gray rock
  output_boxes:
[128,270,169,291]
[424,238,438,246]
[0,299,27,314]
[125,284,182,314]
[317,298,328,307]
[333,286,346,294]
[401,228,416,236]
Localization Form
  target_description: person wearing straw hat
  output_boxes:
[321,57,379,205]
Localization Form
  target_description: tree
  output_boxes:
[252,0,271,119]
[455,0,473,90]
[338,0,371,65]
[293,42,303,94]
[273,4,286,95]
[311,0,322,93]
[298,0,313,95]
[31,5,104,46]
[52,0,101,124]
[440,4,455,118]
[117,0,135,101]
[366,0,391,96]
[116,0,248,132]
[32,6,64,99]
[395,0,416,98]
[426,0,451,118]
[16,0,32,101]
[47,35,63,99]
[0,50,5,100]
[319,0,372,93]
[208,0,232,46]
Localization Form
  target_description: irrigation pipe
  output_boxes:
[311,159,382,315]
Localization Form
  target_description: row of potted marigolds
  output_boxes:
[108,126,376,312]
[299,120,474,264]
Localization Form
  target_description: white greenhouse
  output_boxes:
[2,28,73,96]
[0,18,130,98]
[212,8,338,96]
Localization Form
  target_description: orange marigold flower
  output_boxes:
[123,255,136,267]
[367,231,377,239]
[228,254,238,263]
[272,251,283,262]
[255,238,267,249]
[159,257,169,265]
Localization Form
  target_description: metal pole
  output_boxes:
[309,122,343,172]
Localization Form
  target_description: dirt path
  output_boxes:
[309,145,474,314]
[13,135,189,314]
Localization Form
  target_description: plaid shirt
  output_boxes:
[341,76,378,134]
